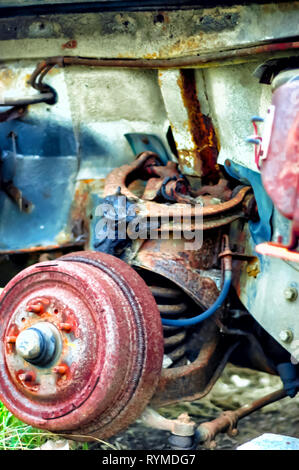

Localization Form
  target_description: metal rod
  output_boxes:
[197,388,287,447]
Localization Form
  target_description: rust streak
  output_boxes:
[178,69,219,181]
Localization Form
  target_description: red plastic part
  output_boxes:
[261,80,299,247]
[0,251,163,439]
[256,242,299,263]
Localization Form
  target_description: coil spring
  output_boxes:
[149,285,189,366]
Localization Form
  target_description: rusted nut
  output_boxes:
[59,323,72,332]
[26,302,44,314]
[26,298,50,315]
[53,365,68,375]
[6,336,17,343]
[246,260,260,277]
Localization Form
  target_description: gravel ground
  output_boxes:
[92,364,299,450]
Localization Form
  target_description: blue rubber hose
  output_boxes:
[161,270,232,327]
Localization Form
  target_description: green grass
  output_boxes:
[0,401,57,450]
[0,401,119,450]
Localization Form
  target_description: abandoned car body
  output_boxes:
[0,0,298,448]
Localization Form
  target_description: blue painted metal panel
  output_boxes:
[125,133,170,164]
[0,154,78,250]
[224,160,273,245]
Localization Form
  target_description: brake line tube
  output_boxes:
[161,270,232,327]
[161,234,232,327]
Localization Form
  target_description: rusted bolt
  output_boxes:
[59,323,72,332]
[26,297,50,314]
[6,336,17,343]
[26,302,44,314]
[284,287,298,302]
[53,365,68,375]
[279,330,293,343]
[246,261,259,278]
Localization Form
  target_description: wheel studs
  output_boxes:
[26,302,44,314]
[6,336,17,343]
[53,365,68,375]
[59,323,72,332]
[26,297,50,315]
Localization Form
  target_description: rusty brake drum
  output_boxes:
[0,251,164,439]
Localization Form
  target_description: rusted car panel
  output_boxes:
[0,1,298,447]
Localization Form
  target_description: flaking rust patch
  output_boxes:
[177,69,219,182]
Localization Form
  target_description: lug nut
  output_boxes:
[26,297,50,315]
[6,336,17,343]
[26,302,44,314]
[284,287,298,302]
[53,365,68,375]
[59,323,72,332]
[279,330,293,343]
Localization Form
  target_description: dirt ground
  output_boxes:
[91,363,299,450]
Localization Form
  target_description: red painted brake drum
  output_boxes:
[0,251,164,439]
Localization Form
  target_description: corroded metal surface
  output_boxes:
[0,5,299,61]
[133,235,221,309]
[0,251,164,439]
[103,152,252,220]
[229,213,299,361]
[177,69,219,180]
[158,68,219,178]
[151,320,239,407]
[197,388,287,448]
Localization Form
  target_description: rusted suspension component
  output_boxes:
[197,388,287,449]
[149,285,182,300]
[163,331,187,348]
[141,407,196,437]
[133,237,221,310]
[149,281,189,366]
[194,178,232,201]
[0,251,163,440]
[103,152,251,220]
[151,320,240,407]
[158,303,187,315]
